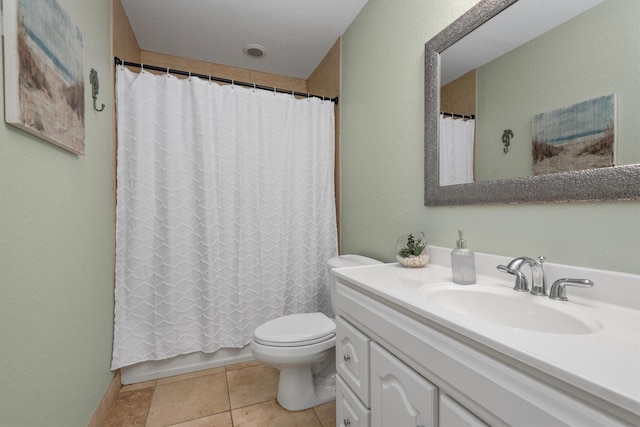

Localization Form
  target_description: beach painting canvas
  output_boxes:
[3,0,85,154]
[532,94,615,175]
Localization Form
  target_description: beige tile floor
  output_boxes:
[103,361,336,427]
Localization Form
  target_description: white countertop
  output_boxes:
[332,247,640,416]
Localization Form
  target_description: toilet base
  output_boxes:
[250,321,337,411]
[277,364,336,411]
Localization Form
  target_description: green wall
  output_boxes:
[340,0,640,275]
[0,1,115,425]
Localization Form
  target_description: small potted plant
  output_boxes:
[396,232,429,268]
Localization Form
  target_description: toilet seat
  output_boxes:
[253,312,335,347]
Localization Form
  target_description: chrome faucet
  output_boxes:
[497,256,547,296]
[496,264,529,292]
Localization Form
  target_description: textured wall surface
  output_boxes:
[340,0,640,274]
[0,0,115,425]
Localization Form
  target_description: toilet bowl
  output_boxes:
[250,254,382,411]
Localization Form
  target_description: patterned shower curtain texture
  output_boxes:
[112,66,338,369]
[439,115,475,186]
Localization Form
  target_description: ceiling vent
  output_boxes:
[243,44,267,58]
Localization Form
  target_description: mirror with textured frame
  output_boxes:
[424,0,640,205]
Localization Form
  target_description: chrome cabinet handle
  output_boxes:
[549,278,594,301]
[343,354,351,362]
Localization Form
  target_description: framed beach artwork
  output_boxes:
[3,0,85,154]
[532,94,616,175]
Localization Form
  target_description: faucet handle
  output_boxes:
[549,278,595,301]
[538,255,546,265]
[497,265,529,292]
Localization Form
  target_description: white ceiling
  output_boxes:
[120,0,368,79]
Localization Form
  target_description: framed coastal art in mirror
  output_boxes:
[424,0,640,205]
[3,0,85,154]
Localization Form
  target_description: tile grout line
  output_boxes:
[143,384,157,427]
[225,367,237,426]
[312,406,323,427]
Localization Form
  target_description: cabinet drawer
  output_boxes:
[440,394,488,427]
[370,342,437,427]
[337,375,371,427]
[336,315,371,405]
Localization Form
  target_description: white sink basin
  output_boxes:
[420,284,602,335]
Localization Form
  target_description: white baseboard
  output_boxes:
[120,346,255,385]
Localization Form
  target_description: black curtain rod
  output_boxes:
[440,111,475,120]
[114,57,338,104]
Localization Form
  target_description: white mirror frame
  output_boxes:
[424,0,640,205]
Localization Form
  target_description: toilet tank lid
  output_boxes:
[328,254,382,269]
[254,312,335,344]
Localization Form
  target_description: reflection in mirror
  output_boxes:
[440,0,639,183]
[424,0,640,205]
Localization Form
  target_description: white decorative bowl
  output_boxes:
[397,253,429,268]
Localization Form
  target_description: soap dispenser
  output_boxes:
[451,229,476,285]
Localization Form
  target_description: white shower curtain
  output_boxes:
[112,66,338,370]
[439,115,475,186]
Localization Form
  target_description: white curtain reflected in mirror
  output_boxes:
[439,114,474,186]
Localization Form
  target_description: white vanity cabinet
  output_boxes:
[336,316,371,427]
[370,342,437,427]
[336,316,370,405]
[439,394,487,427]
[336,376,370,427]
[336,315,437,427]
[335,279,635,426]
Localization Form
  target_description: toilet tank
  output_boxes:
[327,255,382,314]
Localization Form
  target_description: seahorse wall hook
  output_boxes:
[502,129,514,153]
[90,68,105,112]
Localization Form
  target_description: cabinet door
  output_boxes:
[337,375,371,427]
[439,394,488,427]
[336,315,371,405]
[370,342,437,427]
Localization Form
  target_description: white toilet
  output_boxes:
[251,254,382,411]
